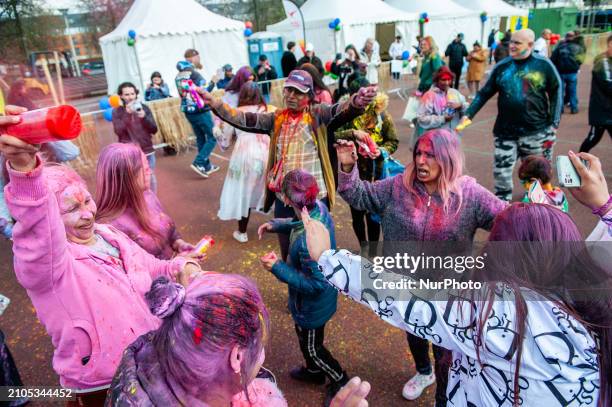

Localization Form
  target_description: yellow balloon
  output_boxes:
[109,94,122,108]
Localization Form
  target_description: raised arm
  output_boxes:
[465,64,500,119]
[210,100,275,134]
[2,149,72,293]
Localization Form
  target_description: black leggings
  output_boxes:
[580,126,612,153]
[349,206,380,243]
[238,209,251,233]
[407,333,451,406]
[450,66,462,89]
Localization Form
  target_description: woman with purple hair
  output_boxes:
[304,150,612,407]
[334,128,506,405]
[0,107,203,405]
[223,66,256,107]
[107,273,372,406]
[96,143,200,260]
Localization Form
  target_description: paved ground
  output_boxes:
[0,66,610,407]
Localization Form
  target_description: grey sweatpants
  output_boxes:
[493,128,556,201]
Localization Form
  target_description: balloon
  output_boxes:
[402,60,409,68]
[425,17,430,23]
[419,18,425,24]
[401,50,410,60]
[480,15,488,22]
[244,28,253,37]
[245,21,253,29]
[420,12,428,19]
[108,94,121,108]
[325,60,333,72]
[127,38,135,46]
[333,18,340,26]
[328,21,335,29]
[335,24,341,31]
[128,30,136,39]
[103,108,113,122]
[98,97,111,110]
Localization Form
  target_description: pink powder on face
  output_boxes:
[59,185,96,240]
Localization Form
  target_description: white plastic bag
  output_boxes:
[402,96,420,122]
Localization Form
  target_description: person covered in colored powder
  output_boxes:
[197,69,376,261]
[305,152,612,407]
[107,273,372,407]
[0,105,203,406]
[462,28,562,202]
[96,143,201,260]
[518,154,568,212]
[332,129,506,406]
[258,169,349,405]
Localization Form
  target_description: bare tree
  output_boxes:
[0,0,63,64]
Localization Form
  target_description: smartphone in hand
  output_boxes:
[556,155,582,188]
[0,294,10,316]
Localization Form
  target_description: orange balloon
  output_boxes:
[108,94,122,108]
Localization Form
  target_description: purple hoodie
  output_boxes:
[338,165,506,241]
[5,162,194,389]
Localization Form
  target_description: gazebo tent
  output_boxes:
[455,0,529,44]
[385,0,483,51]
[267,0,419,63]
[99,0,249,96]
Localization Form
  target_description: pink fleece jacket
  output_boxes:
[5,161,193,390]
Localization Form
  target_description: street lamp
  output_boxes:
[58,8,81,77]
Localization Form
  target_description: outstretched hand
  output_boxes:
[567,151,609,211]
[302,207,331,262]
[334,139,358,172]
[0,105,39,172]
[330,377,371,407]
[353,85,378,109]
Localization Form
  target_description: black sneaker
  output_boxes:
[324,375,349,407]
[290,366,326,385]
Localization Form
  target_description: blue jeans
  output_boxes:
[560,73,578,112]
[146,153,157,193]
[186,111,216,169]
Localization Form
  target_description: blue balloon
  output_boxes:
[128,29,136,39]
[333,18,340,26]
[480,15,488,22]
[99,97,111,110]
[420,12,428,19]
[401,50,410,60]
[103,107,113,122]
[244,28,253,37]
[329,21,335,29]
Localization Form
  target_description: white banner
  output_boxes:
[282,0,302,30]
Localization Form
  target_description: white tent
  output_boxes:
[454,0,529,46]
[99,0,249,96]
[267,0,419,63]
[385,0,484,52]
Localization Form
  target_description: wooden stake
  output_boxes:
[54,51,66,104]
[41,57,59,106]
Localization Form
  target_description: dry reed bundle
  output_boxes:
[148,98,194,152]
[70,113,100,174]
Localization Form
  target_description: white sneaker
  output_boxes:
[232,231,248,243]
[402,371,435,400]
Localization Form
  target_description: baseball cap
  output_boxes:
[184,49,199,58]
[305,43,314,52]
[222,64,233,71]
[284,70,313,94]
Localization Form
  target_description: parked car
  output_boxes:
[82,61,105,76]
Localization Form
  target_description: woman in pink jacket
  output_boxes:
[0,106,203,406]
